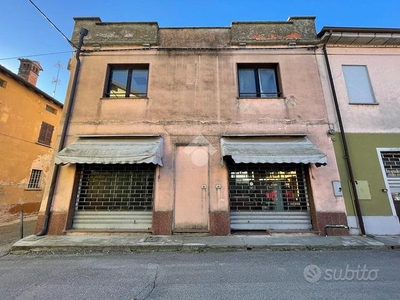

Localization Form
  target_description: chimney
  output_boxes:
[18,58,43,86]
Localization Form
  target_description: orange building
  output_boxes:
[0,60,63,220]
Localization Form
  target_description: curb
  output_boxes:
[9,243,393,255]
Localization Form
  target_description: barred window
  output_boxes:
[381,152,400,178]
[27,169,42,189]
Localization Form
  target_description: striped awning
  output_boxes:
[55,137,163,166]
[221,137,327,165]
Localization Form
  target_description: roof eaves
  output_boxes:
[318,26,400,38]
[0,64,64,108]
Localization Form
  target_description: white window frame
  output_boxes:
[377,148,400,217]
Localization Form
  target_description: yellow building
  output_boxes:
[0,60,63,220]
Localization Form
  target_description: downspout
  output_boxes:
[322,32,366,236]
[37,28,88,236]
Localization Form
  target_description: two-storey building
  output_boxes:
[36,17,348,236]
[0,60,63,220]
[317,27,400,235]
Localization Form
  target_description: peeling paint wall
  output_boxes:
[41,17,347,234]
[231,17,318,45]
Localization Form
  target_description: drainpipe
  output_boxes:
[322,32,366,236]
[37,28,88,236]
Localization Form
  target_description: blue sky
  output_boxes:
[1,0,400,102]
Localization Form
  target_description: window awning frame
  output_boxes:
[221,136,327,165]
[55,137,163,166]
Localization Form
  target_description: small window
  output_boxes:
[27,169,42,189]
[0,78,7,88]
[342,65,376,104]
[38,122,54,146]
[238,64,280,98]
[105,64,149,98]
[45,105,57,115]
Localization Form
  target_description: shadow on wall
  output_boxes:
[5,203,41,216]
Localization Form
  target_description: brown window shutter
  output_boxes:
[38,122,54,146]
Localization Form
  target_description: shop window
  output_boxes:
[76,164,155,211]
[228,163,309,212]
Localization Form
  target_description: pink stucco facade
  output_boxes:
[316,28,400,235]
[37,17,348,236]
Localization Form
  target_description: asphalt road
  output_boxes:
[0,217,36,257]
[0,249,399,299]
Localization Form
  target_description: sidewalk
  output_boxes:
[0,216,37,257]
[10,233,400,254]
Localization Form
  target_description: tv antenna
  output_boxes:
[52,61,62,98]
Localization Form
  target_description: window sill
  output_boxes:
[101,97,149,100]
[25,188,42,191]
[36,142,51,148]
[237,97,283,100]
[349,102,379,106]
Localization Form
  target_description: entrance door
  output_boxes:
[174,146,209,232]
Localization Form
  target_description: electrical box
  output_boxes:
[332,181,343,197]
[355,180,372,200]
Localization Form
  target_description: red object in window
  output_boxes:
[285,190,294,199]
[265,190,277,200]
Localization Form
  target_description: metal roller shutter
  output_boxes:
[72,164,155,231]
[228,162,312,231]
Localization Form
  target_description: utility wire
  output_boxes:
[28,0,77,48]
[0,51,73,61]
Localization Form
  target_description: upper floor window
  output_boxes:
[105,64,149,98]
[238,64,280,98]
[0,78,7,88]
[38,122,54,146]
[45,104,57,115]
[342,65,376,104]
